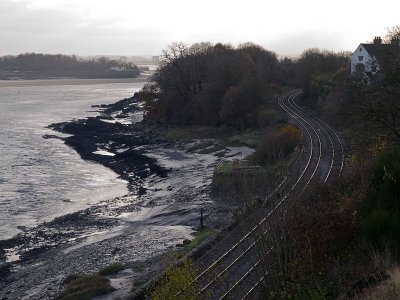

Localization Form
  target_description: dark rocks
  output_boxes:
[48,101,169,196]
[42,134,65,140]
[0,263,11,281]
[101,94,140,115]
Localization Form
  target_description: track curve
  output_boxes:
[185,90,344,299]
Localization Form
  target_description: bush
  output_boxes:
[98,262,125,276]
[360,148,400,249]
[183,229,214,251]
[150,259,199,300]
[58,274,114,300]
[368,148,400,213]
[252,125,302,165]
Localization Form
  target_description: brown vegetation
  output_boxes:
[251,124,302,165]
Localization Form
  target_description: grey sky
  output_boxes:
[0,0,399,56]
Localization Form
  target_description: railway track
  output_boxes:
[185,90,344,299]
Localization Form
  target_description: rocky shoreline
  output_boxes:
[0,93,253,299]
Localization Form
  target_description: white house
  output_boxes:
[351,36,400,75]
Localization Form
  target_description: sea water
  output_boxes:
[0,80,145,240]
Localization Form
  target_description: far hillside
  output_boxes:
[0,53,141,80]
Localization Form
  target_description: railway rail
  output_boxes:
[183,90,344,299]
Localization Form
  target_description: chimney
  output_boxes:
[373,36,382,45]
[391,37,400,46]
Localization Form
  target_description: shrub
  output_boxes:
[360,148,400,250]
[150,259,199,300]
[98,262,125,276]
[252,125,302,165]
[183,229,214,252]
[367,148,400,213]
[58,274,114,300]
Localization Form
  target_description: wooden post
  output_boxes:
[200,208,204,231]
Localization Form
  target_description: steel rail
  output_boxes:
[278,91,322,192]
[239,91,345,299]
[220,90,336,299]
[197,90,321,297]
[241,275,266,300]
[185,90,331,299]
[288,94,344,176]
[180,90,311,297]
[189,91,313,286]
[287,95,334,183]
[219,260,261,300]
[313,116,344,176]
[198,227,272,295]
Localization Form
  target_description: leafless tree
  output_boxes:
[384,25,400,43]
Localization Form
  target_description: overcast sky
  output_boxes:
[1,0,399,56]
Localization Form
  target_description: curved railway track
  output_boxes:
[184,90,344,299]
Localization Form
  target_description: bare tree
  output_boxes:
[384,25,400,43]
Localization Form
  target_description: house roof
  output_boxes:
[361,43,400,69]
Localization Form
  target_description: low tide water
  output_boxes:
[0,79,145,240]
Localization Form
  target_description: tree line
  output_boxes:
[140,34,400,157]
[140,42,350,130]
[0,53,140,76]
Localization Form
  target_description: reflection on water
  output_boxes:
[0,81,145,240]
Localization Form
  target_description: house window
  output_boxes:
[359,48,362,52]
[358,56,363,61]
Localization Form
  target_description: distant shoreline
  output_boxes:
[0,75,150,87]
